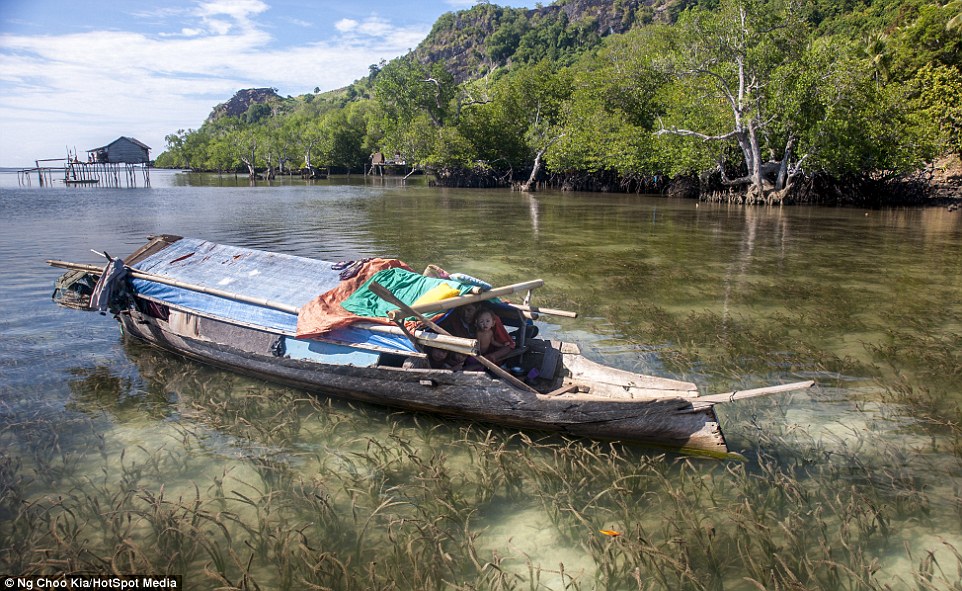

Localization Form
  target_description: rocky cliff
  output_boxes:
[207,88,282,122]
[410,0,686,83]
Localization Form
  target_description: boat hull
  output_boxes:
[118,308,731,455]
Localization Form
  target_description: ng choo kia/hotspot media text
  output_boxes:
[3,576,181,589]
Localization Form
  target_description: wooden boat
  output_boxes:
[48,235,813,456]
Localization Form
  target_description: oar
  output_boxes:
[687,380,816,411]
[368,281,538,394]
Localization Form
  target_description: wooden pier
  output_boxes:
[366,151,418,178]
[19,137,152,188]
[18,158,150,188]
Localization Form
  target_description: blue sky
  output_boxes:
[0,0,539,167]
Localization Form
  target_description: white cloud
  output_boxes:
[194,0,268,36]
[0,2,430,166]
[335,18,359,33]
[203,18,234,35]
[283,17,313,28]
[195,0,268,23]
[355,17,394,37]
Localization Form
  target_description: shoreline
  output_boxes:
[9,163,960,209]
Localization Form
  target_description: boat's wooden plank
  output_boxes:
[562,354,699,399]
[543,383,579,397]
[126,234,183,266]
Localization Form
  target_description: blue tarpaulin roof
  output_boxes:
[129,238,418,353]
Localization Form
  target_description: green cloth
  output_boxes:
[340,268,474,319]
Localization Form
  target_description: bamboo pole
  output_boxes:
[689,380,815,410]
[47,259,300,313]
[359,323,478,356]
[369,281,538,394]
[506,303,578,318]
[388,279,545,320]
[45,259,480,355]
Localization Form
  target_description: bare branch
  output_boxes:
[656,127,744,142]
[685,68,739,111]
[788,153,809,177]
[720,172,754,186]
[423,77,443,109]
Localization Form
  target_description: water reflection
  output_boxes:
[522,193,541,236]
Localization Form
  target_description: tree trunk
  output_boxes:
[776,136,796,190]
[747,122,765,201]
[520,146,548,192]
[520,135,563,192]
[241,158,256,179]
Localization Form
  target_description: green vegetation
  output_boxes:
[154,0,962,203]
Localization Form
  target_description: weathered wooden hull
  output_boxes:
[117,307,731,455]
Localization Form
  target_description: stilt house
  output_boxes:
[87,137,151,164]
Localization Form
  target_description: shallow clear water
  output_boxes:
[1,170,961,589]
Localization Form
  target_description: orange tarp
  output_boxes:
[295,258,412,339]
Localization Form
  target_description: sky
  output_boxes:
[0,0,539,168]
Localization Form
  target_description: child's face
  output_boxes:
[475,311,495,331]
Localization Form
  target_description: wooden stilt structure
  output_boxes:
[18,157,150,188]
[366,151,417,177]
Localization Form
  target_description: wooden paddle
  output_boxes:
[368,281,538,394]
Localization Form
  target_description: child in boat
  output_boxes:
[427,346,462,370]
[438,303,479,369]
[474,308,515,363]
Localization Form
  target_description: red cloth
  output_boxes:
[492,314,515,349]
[296,258,412,338]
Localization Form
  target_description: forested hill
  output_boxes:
[157,0,962,206]
[206,0,677,119]
[410,0,679,83]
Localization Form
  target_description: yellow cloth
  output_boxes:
[412,282,461,307]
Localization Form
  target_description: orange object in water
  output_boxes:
[599,529,621,537]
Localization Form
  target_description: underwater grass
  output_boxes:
[604,299,872,391]
[3,330,962,591]
[1,416,960,590]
